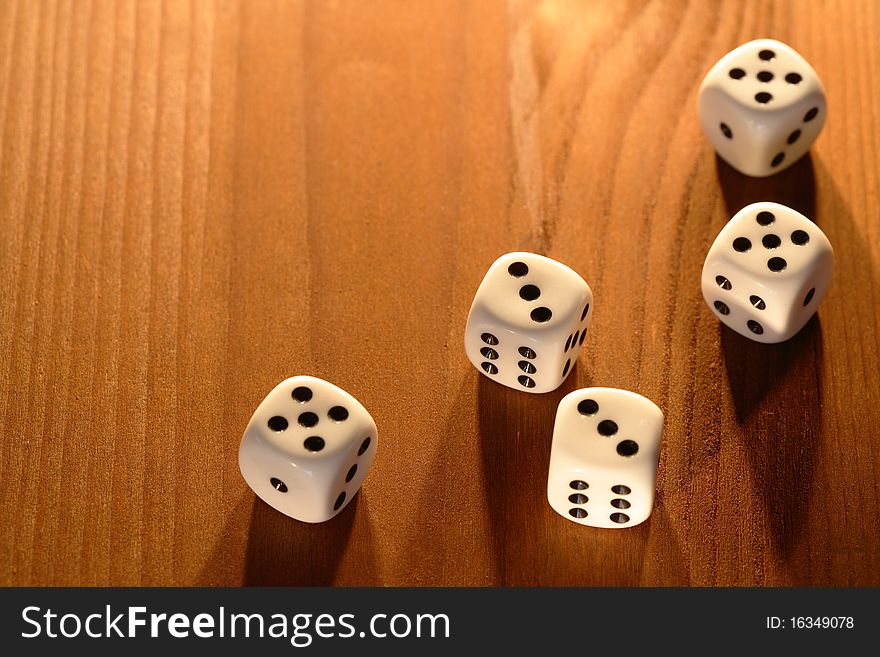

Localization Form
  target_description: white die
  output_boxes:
[464,252,593,394]
[547,388,664,529]
[238,376,377,523]
[701,202,833,343]
[698,38,826,177]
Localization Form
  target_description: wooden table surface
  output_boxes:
[2,0,879,587]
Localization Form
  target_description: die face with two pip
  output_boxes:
[238,376,377,523]
[547,388,664,529]
[464,252,593,394]
[702,202,833,344]
[698,38,826,177]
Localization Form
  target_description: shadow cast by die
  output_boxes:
[243,494,358,586]
[721,315,823,559]
[477,368,581,585]
[716,152,816,221]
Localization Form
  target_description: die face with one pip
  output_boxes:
[464,252,593,394]
[547,388,664,529]
[238,376,377,523]
[698,38,826,177]
[701,202,833,344]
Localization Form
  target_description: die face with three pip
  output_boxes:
[238,376,377,523]
[698,38,826,177]
[702,202,833,344]
[547,388,664,529]
[464,252,593,394]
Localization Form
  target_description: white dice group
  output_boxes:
[464,251,665,528]
[237,38,832,532]
[698,39,834,340]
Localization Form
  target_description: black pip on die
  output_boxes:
[701,202,833,343]
[698,39,826,177]
[465,252,593,394]
[238,376,377,523]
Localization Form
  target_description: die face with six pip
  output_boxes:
[547,388,664,529]
[698,38,826,177]
[238,376,377,523]
[464,252,593,394]
[702,202,833,344]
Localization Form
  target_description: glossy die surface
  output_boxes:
[464,252,593,394]
[547,388,664,529]
[238,376,377,523]
[701,202,833,343]
[698,39,826,177]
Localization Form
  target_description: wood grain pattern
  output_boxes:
[1,0,879,586]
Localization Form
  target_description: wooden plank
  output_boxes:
[1,0,878,586]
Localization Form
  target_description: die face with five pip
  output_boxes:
[702,202,833,344]
[547,388,664,529]
[464,252,593,394]
[238,376,377,523]
[698,38,826,177]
